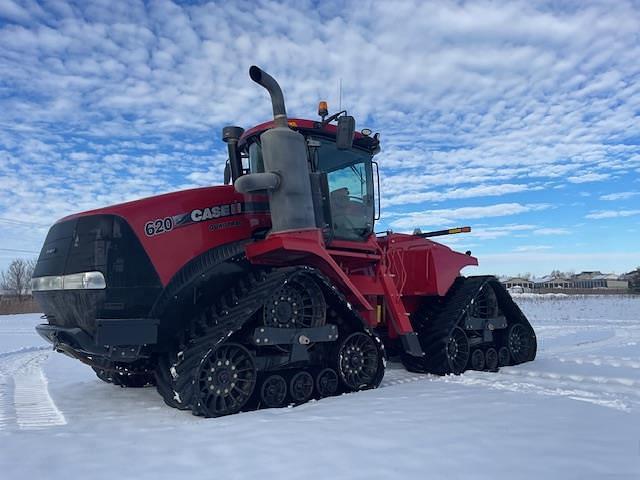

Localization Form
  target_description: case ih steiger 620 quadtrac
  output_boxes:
[32,66,536,417]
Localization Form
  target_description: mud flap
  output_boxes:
[401,332,424,357]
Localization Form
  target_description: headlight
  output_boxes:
[32,276,63,291]
[32,271,106,291]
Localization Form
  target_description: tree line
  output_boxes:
[1,258,36,300]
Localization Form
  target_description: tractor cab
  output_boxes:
[230,116,381,244]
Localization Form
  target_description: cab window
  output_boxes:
[248,142,264,173]
[314,138,374,241]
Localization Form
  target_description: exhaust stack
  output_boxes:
[248,66,287,128]
[234,66,316,233]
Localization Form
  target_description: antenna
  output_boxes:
[338,78,342,111]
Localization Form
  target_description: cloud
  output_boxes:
[600,191,640,201]
[585,209,640,219]
[389,203,550,229]
[0,0,32,23]
[466,223,537,239]
[567,172,611,184]
[382,183,531,207]
[0,0,639,275]
[533,227,570,235]
[513,245,552,252]
[476,252,640,276]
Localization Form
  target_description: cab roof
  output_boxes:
[239,118,380,154]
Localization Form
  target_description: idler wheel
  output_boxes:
[507,323,535,364]
[263,275,326,329]
[445,327,470,374]
[195,343,256,417]
[337,332,382,390]
[470,284,499,319]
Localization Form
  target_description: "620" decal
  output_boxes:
[144,217,174,237]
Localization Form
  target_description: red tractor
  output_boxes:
[32,66,536,417]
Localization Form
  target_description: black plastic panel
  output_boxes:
[33,219,77,278]
[33,215,163,334]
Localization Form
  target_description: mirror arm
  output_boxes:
[321,110,347,127]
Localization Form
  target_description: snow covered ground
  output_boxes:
[0,296,639,479]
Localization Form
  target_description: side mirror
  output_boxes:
[336,115,355,150]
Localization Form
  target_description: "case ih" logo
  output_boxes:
[190,202,242,222]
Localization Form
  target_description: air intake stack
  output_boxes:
[234,66,316,233]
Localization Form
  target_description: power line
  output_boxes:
[0,247,39,254]
[0,217,48,227]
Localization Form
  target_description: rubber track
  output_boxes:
[149,241,249,319]
[162,267,291,413]
[158,265,382,416]
[403,275,536,375]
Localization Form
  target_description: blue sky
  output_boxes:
[0,0,639,277]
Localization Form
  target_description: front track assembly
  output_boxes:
[154,266,385,417]
[402,276,536,375]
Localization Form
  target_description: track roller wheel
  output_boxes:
[485,347,498,371]
[506,323,536,364]
[315,368,339,398]
[470,349,485,371]
[498,346,510,367]
[260,374,288,408]
[194,343,257,417]
[289,371,314,404]
[445,327,470,374]
[337,332,384,390]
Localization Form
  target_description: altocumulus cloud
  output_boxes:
[0,0,639,274]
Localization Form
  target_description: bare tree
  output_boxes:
[0,258,36,300]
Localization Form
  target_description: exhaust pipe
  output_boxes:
[234,66,316,234]
[249,66,287,127]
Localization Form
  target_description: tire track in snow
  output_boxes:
[381,360,639,412]
[0,373,11,429]
[0,346,66,430]
[556,356,640,369]
[544,325,640,356]
[0,347,51,429]
[445,367,639,412]
[381,363,428,388]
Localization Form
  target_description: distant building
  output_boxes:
[503,277,535,292]
[571,271,628,289]
[501,271,629,292]
[533,275,573,289]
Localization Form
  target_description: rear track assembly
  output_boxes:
[401,276,536,375]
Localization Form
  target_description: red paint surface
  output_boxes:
[240,118,366,144]
[59,186,271,286]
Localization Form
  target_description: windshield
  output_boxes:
[312,138,374,240]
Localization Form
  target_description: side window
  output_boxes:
[248,142,264,173]
[327,162,373,240]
